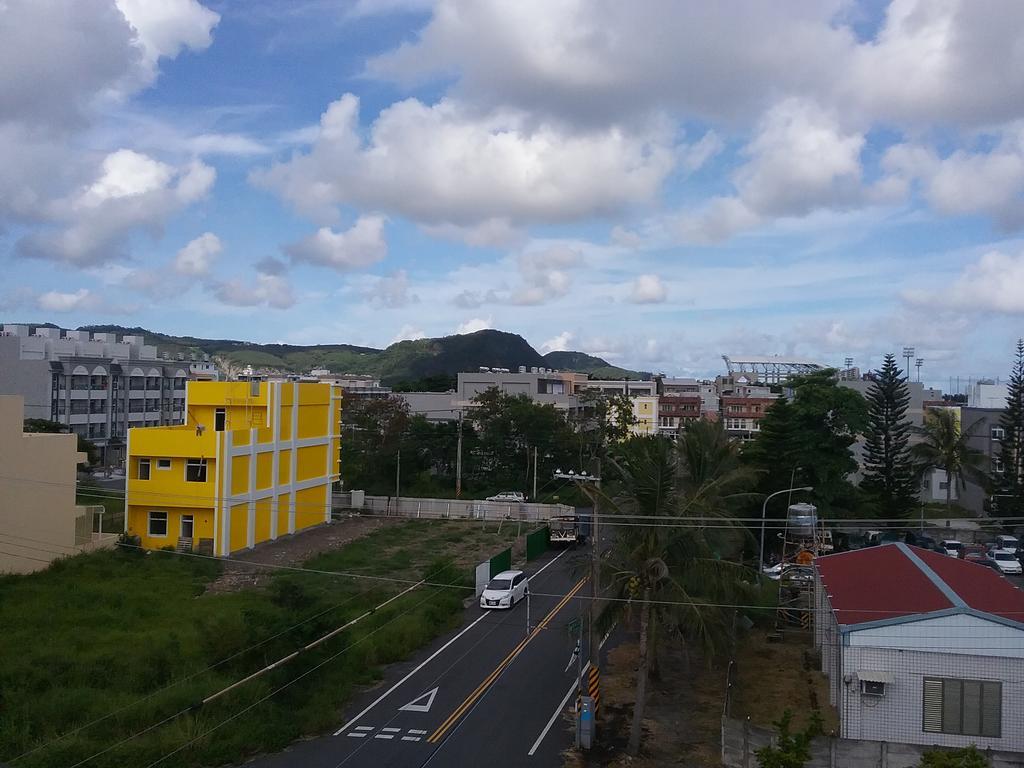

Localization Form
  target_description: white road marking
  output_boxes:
[354,726,373,731]
[527,630,612,757]
[401,736,421,742]
[334,548,570,736]
[381,727,401,733]
[408,729,428,735]
[347,733,367,738]
[399,686,438,713]
[374,734,394,740]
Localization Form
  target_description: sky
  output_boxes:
[2,0,1024,386]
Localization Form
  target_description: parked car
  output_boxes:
[479,570,529,609]
[914,534,943,553]
[942,540,963,558]
[995,534,1020,552]
[485,491,526,503]
[963,552,999,570]
[988,549,1023,575]
[780,564,815,586]
[960,544,988,560]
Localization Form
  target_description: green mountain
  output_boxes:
[48,325,646,385]
[541,350,650,380]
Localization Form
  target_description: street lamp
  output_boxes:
[759,485,813,579]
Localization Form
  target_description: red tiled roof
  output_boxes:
[815,543,1024,628]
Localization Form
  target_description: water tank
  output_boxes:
[787,503,818,537]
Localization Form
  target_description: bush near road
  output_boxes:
[0,520,518,768]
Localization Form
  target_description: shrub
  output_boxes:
[918,746,990,768]
[756,710,822,768]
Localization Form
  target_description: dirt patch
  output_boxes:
[731,630,838,734]
[205,515,392,594]
[566,637,727,767]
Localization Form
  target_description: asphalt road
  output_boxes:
[248,542,597,768]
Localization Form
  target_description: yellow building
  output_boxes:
[631,395,659,436]
[126,381,341,556]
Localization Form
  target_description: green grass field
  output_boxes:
[0,520,521,768]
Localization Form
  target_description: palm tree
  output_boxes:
[598,428,754,756]
[911,408,987,506]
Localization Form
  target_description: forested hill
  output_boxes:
[57,325,650,385]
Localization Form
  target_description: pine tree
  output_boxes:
[993,339,1024,517]
[861,354,916,519]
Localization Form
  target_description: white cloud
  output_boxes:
[904,250,1024,314]
[366,270,419,308]
[369,0,1024,132]
[36,289,102,313]
[212,273,296,310]
[367,1,852,127]
[629,274,668,304]
[680,130,725,172]
[421,218,523,248]
[882,134,1024,230]
[456,317,492,334]
[845,0,1024,127]
[114,0,219,77]
[173,232,222,276]
[286,215,388,271]
[16,152,215,266]
[677,99,865,241]
[390,324,427,344]
[253,94,676,227]
[541,331,574,354]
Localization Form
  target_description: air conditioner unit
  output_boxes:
[860,680,886,697]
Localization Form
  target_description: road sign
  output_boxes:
[399,687,438,713]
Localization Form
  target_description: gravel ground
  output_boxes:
[204,514,394,594]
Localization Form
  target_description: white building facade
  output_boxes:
[816,543,1024,752]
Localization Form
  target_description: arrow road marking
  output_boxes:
[399,687,438,713]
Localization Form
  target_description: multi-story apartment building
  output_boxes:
[720,393,778,439]
[125,380,341,556]
[1,395,117,573]
[657,394,702,435]
[0,325,190,466]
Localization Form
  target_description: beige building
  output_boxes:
[0,395,114,574]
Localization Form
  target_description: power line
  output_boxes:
[18,473,1024,528]
[138,587,451,768]
[4,573,408,765]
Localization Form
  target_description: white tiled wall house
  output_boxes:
[815,543,1024,753]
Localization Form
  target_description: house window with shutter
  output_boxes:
[923,677,1001,737]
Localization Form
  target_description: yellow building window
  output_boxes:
[138,458,151,480]
[185,459,208,483]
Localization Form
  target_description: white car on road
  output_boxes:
[942,540,963,558]
[479,570,529,609]
[989,549,1023,576]
[486,491,526,503]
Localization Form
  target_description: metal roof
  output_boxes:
[815,543,1024,631]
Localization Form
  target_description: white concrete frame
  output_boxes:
[217,382,338,556]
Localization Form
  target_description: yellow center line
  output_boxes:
[427,576,588,744]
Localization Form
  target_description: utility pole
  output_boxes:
[916,358,924,383]
[395,448,401,515]
[590,459,600,668]
[554,467,601,668]
[533,447,538,500]
[455,414,463,498]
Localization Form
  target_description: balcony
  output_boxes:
[74,505,118,549]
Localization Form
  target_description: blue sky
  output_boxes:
[2,0,1024,385]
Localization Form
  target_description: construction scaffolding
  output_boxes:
[773,503,828,633]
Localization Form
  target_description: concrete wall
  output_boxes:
[0,395,88,573]
[0,336,51,419]
[333,492,573,522]
[721,717,1024,768]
